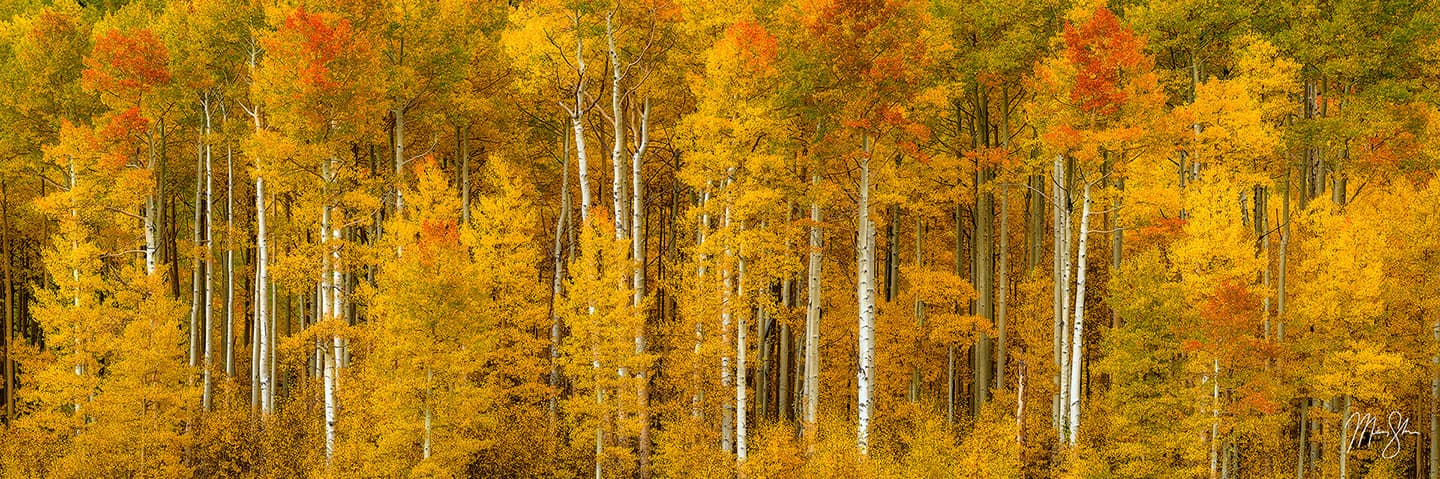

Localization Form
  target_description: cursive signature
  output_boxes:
[1348,411,1420,459]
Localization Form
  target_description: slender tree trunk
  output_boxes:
[1065,181,1092,445]
[226,137,235,377]
[324,333,336,463]
[1340,395,1351,479]
[721,195,734,454]
[692,188,711,419]
[1212,359,1220,478]
[145,131,159,276]
[190,138,203,375]
[1297,398,1309,479]
[910,217,925,402]
[1027,174,1044,272]
[779,266,792,419]
[570,16,592,224]
[1016,359,1027,462]
[256,177,271,415]
[2,181,11,423]
[1279,170,1290,341]
[607,13,627,239]
[203,97,215,411]
[803,173,822,448]
[1052,155,1068,436]
[759,308,771,421]
[551,132,570,433]
[856,136,876,456]
[997,183,1008,390]
[974,167,993,412]
[394,106,406,213]
[631,99,653,479]
[736,255,749,463]
[1111,174,1123,329]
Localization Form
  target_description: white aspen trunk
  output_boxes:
[144,128,158,276]
[736,254,748,463]
[1066,181,1091,445]
[320,158,332,322]
[1051,155,1065,435]
[203,96,215,411]
[803,173,822,443]
[631,99,649,340]
[190,140,203,373]
[225,139,234,377]
[1016,360,1028,460]
[1212,359,1220,477]
[256,176,271,415]
[68,162,82,421]
[324,338,336,462]
[144,200,157,275]
[856,137,876,456]
[571,14,592,224]
[721,200,734,454]
[331,202,344,369]
[252,266,260,412]
[607,13,626,238]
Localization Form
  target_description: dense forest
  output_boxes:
[1,0,1439,477]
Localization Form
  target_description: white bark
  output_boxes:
[1066,180,1092,445]
[607,13,626,239]
[736,254,748,462]
[323,337,336,462]
[256,176,272,415]
[631,98,650,340]
[1051,156,1064,434]
[803,174,822,436]
[569,13,593,224]
[1055,154,1073,439]
[202,96,214,411]
[856,137,876,456]
[144,127,158,276]
[720,199,734,454]
[190,140,203,373]
[225,136,234,377]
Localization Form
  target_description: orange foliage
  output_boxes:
[82,28,171,99]
[721,19,778,73]
[1061,6,1144,116]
